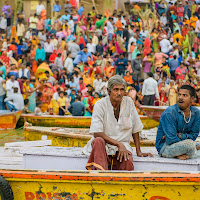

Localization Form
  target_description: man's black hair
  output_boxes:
[179,85,196,97]
[24,99,29,105]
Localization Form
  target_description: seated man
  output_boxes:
[156,85,200,160]
[83,75,152,171]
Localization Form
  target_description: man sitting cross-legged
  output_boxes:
[156,85,200,160]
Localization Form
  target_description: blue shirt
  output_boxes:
[116,58,128,70]
[78,6,84,16]
[53,4,61,12]
[74,51,93,65]
[59,14,70,22]
[22,42,28,51]
[0,65,6,79]
[169,59,178,71]
[35,48,46,61]
[155,104,200,154]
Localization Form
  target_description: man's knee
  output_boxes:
[184,139,196,151]
[92,137,106,146]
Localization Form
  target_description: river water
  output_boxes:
[0,129,24,146]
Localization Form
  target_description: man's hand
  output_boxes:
[117,142,130,162]
[137,151,153,157]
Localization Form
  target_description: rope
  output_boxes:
[0,126,24,141]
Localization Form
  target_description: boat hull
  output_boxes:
[24,126,155,147]
[1,170,200,200]
[139,106,167,122]
[19,114,159,129]
[0,111,22,130]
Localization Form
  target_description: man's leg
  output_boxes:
[6,102,17,111]
[162,139,196,159]
[111,152,134,171]
[149,95,155,106]
[86,137,109,170]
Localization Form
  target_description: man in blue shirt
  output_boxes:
[169,55,179,78]
[78,4,84,16]
[53,1,61,12]
[156,85,200,160]
[73,47,93,66]
[59,11,70,23]
[116,54,128,76]
[35,43,46,62]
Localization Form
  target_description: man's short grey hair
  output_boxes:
[107,75,127,92]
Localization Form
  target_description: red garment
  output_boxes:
[79,82,86,91]
[78,37,86,47]
[86,137,134,170]
[143,37,151,56]
[49,52,57,64]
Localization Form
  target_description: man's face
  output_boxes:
[45,73,49,78]
[109,84,125,103]
[10,76,15,81]
[177,89,193,110]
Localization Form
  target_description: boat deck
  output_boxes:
[1,141,200,172]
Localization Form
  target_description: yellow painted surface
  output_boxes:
[24,129,155,147]
[0,116,14,124]
[24,130,89,147]
[5,177,200,200]
[19,115,159,129]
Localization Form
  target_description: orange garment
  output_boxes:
[181,28,189,37]
[173,33,183,44]
[32,60,38,76]
[190,16,198,28]
[124,75,133,84]
[116,20,123,31]
[41,10,46,20]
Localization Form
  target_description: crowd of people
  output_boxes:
[0,0,200,116]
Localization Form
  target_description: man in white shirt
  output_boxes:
[68,40,80,59]
[160,12,167,27]
[4,88,24,111]
[93,74,102,93]
[18,63,30,79]
[6,75,20,97]
[38,30,47,47]
[86,39,96,54]
[64,53,73,74]
[142,72,159,105]
[159,35,171,54]
[36,0,45,16]
[83,75,152,170]
[44,37,54,61]
[25,29,33,40]
[107,17,114,41]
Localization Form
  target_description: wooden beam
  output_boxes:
[5,140,52,147]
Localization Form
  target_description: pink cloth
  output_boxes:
[115,41,123,54]
[175,66,187,80]
[154,53,168,64]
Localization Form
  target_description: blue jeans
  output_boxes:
[6,101,17,111]
[161,139,197,158]
[116,30,122,36]
[108,33,113,41]
[0,94,6,110]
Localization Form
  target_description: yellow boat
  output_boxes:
[24,126,156,147]
[18,114,159,129]
[0,111,22,130]
[1,170,200,200]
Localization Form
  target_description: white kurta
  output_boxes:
[82,96,143,156]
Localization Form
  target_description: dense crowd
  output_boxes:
[0,0,200,116]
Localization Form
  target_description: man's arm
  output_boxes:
[161,112,181,145]
[132,132,153,157]
[181,117,200,141]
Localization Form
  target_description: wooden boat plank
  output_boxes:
[5,140,52,147]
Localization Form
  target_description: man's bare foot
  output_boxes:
[177,154,189,160]
[196,145,200,151]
